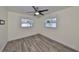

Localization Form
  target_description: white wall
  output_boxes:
[40,7,79,51]
[0,7,8,51]
[8,7,79,51]
[8,12,41,41]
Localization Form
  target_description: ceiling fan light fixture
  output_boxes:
[35,12,39,15]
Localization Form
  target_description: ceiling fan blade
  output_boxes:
[39,9,48,12]
[32,6,37,11]
[39,12,44,15]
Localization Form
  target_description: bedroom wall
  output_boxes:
[8,12,41,41]
[0,7,8,51]
[40,7,79,51]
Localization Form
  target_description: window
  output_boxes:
[21,18,33,28]
[44,17,57,28]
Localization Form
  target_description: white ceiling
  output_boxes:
[7,6,71,15]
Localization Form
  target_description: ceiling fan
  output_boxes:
[26,6,48,16]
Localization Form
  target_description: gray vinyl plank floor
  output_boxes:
[3,34,77,52]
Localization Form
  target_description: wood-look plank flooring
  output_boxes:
[3,34,77,52]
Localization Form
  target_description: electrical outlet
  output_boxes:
[0,20,5,25]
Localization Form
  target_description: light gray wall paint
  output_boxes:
[0,7,8,51]
[8,12,41,41]
[40,7,79,51]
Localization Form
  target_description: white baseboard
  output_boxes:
[0,42,7,52]
[8,33,39,41]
